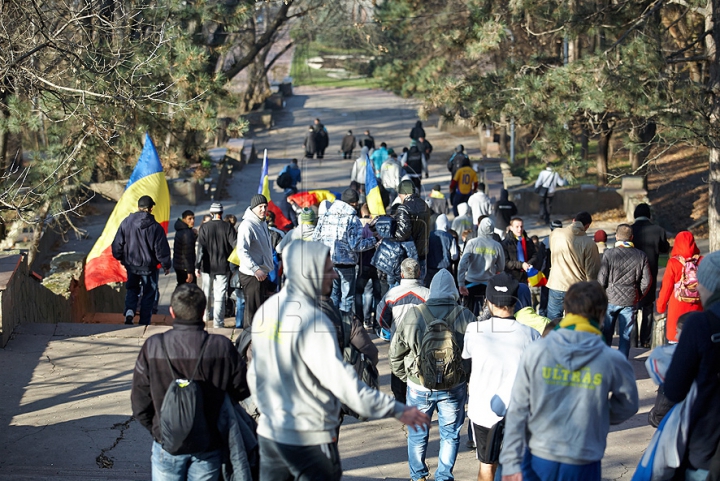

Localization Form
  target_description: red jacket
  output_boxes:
[656,231,703,341]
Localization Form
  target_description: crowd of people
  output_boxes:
[118,123,720,481]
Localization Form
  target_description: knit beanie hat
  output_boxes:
[398,179,415,195]
[299,207,316,225]
[341,188,359,204]
[250,194,268,209]
[209,202,223,214]
[593,230,607,243]
[697,250,720,293]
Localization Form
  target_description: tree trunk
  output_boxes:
[596,123,612,186]
[0,92,9,178]
[708,0,720,251]
[630,122,656,190]
[498,115,508,156]
[581,128,589,160]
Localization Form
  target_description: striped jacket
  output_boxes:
[376,279,430,331]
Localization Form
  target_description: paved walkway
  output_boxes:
[0,86,681,480]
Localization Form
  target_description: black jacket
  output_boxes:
[418,139,433,156]
[112,211,171,274]
[447,152,469,176]
[303,131,316,155]
[313,124,328,149]
[341,134,356,153]
[632,218,670,306]
[492,190,517,232]
[198,219,237,275]
[409,121,425,141]
[502,232,538,282]
[597,245,652,306]
[393,194,431,259]
[360,134,375,150]
[131,324,250,450]
[173,218,197,272]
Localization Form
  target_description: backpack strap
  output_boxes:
[161,333,210,381]
[416,303,463,330]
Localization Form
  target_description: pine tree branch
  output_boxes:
[604,0,666,54]
[264,42,294,76]
[667,54,708,63]
[666,30,711,60]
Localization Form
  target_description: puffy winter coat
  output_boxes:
[597,244,652,306]
[173,218,197,272]
[393,194,431,259]
[657,231,703,341]
[112,211,171,275]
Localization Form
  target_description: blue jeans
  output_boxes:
[331,266,356,314]
[521,449,600,481]
[406,383,467,481]
[602,304,636,358]
[125,270,158,325]
[151,441,221,481]
[234,288,245,328]
[546,288,566,321]
[685,468,710,481]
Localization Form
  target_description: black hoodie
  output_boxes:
[493,189,518,232]
[112,211,171,274]
[409,121,425,141]
[197,219,237,275]
[173,218,197,272]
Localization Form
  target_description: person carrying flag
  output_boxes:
[502,217,537,284]
[112,195,171,325]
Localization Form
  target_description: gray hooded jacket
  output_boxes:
[457,217,505,285]
[237,207,274,277]
[247,241,403,446]
[499,329,639,475]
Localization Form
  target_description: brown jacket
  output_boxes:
[547,221,601,291]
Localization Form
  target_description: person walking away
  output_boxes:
[502,217,537,284]
[302,125,317,159]
[355,223,382,330]
[341,130,356,159]
[351,146,370,193]
[492,189,517,239]
[449,157,478,216]
[417,136,433,163]
[112,195,171,325]
[452,203,475,248]
[361,130,375,150]
[410,120,426,141]
[312,188,377,315]
[427,184,449,229]
[404,144,428,192]
[237,194,274,329]
[632,203,670,348]
[463,273,541,481]
[248,240,430,481]
[663,250,720,480]
[594,229,608,255]
[534,165,565,225]
[370,142,389,175]
[277,158,301,196]
[197,202,236,328]
[392,179,431,282]
[381,153,403,203]
[313,118,328,159]
[545,211,601,320]
[656,230,703,342]
[597,224,652,358]
[389,269,476,481]
[468,183,493,226]
[457,217,505,315]
[537,220,562,317]
[426,214,458,287]
[173,210,196,287]
[499,281,639,481]
[131,283,250,480]
[447,145,469,177]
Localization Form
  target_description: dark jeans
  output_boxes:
[391,373,407,404]
[175,269,196,286]
[258,436,342,481]
[239,272,272,329]
[538,286,549,317]
[342,150,353,159]
[638,303,655,346]
[125,270,158,325]
[462,283,487,316]
[355,265,380,325]
[539,195,553,224]
[451,192,471,216]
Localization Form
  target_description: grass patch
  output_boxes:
[290,41,382,89]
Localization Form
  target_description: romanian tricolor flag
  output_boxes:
[85,134,170,290]
[526,266,547,288]
[365,152,385,216]
[259,150,292,230]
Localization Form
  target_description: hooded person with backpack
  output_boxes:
[657,231,704,342]
[131,283,251,479]
[389,268,476,481]
[248,240,430,481]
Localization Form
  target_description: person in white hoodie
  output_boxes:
[467,182,494,225]
[237,194,274,329]
[351,146,370,190]
[499,281,639,481]
[248,240,430,481]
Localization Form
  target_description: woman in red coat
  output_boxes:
[656,231,702,342]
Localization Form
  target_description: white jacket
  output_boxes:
[535,168,566,195]
[467,191,494,225]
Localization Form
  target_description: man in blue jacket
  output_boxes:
[112,195,171,325]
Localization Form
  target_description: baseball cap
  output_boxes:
[138,195,155,208]
[485,272,519,308]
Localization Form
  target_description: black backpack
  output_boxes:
[276,170,292,189]
[406,149,423,175]
[159,335,211,455]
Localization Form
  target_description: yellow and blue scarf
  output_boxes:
[555,313,602,336]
